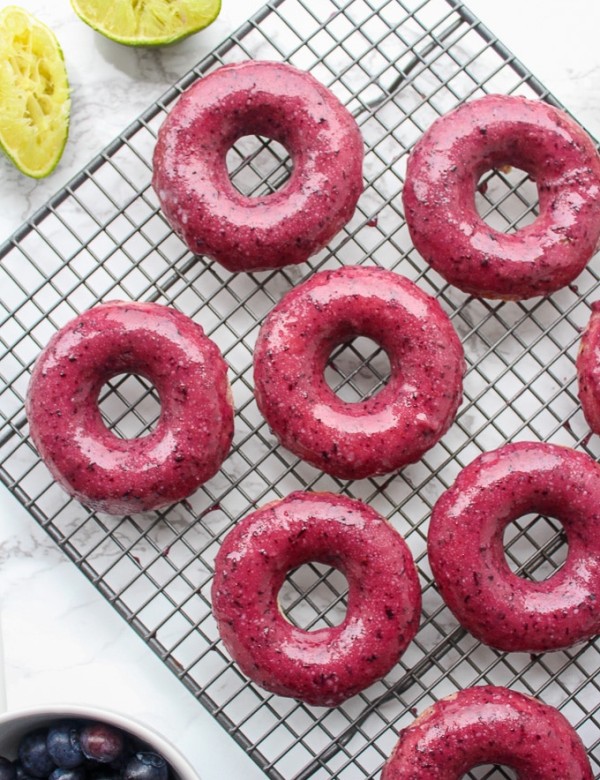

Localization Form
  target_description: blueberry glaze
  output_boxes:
[381,686,592,778]
[152,60,364,273]
[26,301,234,515]
[428,441,600,652]
[403,94,600,300]
[253,265,464,479]
[212,491,421,706]
[577,301,600,434]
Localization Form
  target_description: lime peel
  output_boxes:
[0,5,70,179]
[70,0,222,46]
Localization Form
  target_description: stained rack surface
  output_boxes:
[2,0,600,778]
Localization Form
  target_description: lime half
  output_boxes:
[0,6,70,179]
[70,0,222,46]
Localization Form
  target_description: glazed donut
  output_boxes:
[403,94,600,300]
[211,491,421,706]
[428,441,600,652]
[26,301,234,515]
[381,686,592,779]
[152,60,364,273]
[577,301,600,433]
[253,265,464,480]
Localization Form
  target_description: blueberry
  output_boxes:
[17,730,55,778]
[123,753,168,780]
[49,769,85,780]
[0,757,16,780]
[86,768,121,780]
[13,763,36,780]
[79,724,124,764]
[47,723,84,769]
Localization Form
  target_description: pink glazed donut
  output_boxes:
[428,441,600,652]
[253,265,465,480]
[26,301,234,515]
[403,94,600,300]
[211,491,421,706]
[381,686,593,779]
[152,60,364,273]
[577,301,600,433]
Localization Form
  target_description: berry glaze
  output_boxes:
[381,686,592,779]
[152,60,364,273]
[577,301,600,433]
[403,94,600,299]
[26,301,234,515]
[428,441,600,652]
[253,265,465,479]
[211,491,421,706]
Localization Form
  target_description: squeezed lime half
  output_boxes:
[70,0,222,46]
[0,5,70,179]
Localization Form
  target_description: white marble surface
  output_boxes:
[1,0,600,778]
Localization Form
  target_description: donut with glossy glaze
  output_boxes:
[152,60,364,273]
[403,94,600,300]
[26,301,234,515]
[253,265,465,479]
[381,686,592,779]
[577,301,600,433]
[428,441,600,652]
[211,491,421,706]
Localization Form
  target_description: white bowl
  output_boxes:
[0,705,200,780]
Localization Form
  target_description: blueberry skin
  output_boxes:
[47,723,84,769]
[18,730,55,778]
[14,763,36,780]
[123,753,168,780]
[0,757,16,780]
[49,768,85,780]
[79,725,124,764]
[87,768,121,780]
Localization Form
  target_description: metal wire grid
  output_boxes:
[1,0,600,777]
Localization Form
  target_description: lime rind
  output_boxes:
[0,6,70,179]
[70,0,222,47]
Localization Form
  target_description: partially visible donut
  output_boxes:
[211,491,421,706]
[253,265,464,480]
[381,686,592,779]
[152,60,364,273]
[577,301,600,433]
[428,441,600,652]
[26,301,234,515]
[403,94,600,300]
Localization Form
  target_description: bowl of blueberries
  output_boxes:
[0,706,198,780]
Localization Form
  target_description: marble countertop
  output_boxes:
[1,1,600,777]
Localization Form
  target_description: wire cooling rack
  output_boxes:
[2,0,600,777]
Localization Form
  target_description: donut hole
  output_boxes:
[503,513,567,581]
[226,135,292,197]
[461,766,516,779]
[278,562,348,631]
[475,166,538,232]
[98,373,161,439]
[325,337,391,403]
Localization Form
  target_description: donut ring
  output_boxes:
[403,94,600,300]
[577,301,600,433]
[26,301,234,515]
[211,491,421,706]
[428,441,600,652]
[381,686,593,779]
[152,60,364,273]
[253,266,465,480]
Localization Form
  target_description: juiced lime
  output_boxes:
[0,6,70,179]
[70,0,222,46]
